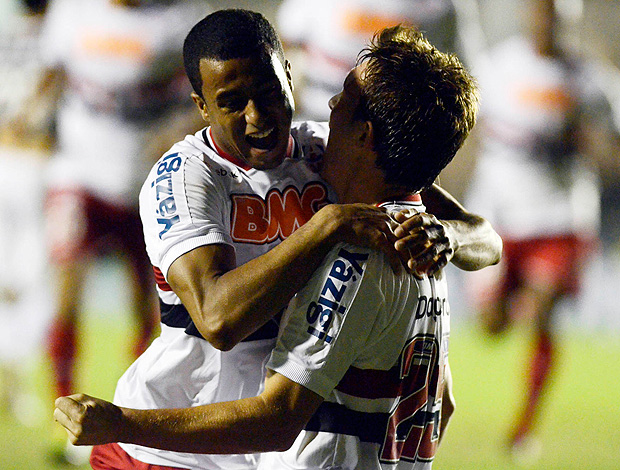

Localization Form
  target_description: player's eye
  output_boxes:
[218,96,247,112]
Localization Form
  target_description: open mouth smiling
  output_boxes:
[246,127,278,150]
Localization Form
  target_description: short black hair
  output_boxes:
[359,25,479,193]
[183,9,285,97]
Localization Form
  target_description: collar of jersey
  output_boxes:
[206,127,294,171]
[377,193,422,207]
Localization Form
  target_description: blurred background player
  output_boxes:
[276,0,486,122]
[465,0,620,459]
[35,0,211,463]
[0,0,53,428]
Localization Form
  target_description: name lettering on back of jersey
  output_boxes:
[306,248,368,343]
[152,152,182,239]
[230,183,329,244]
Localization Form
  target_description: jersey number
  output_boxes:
[380,334,444,464]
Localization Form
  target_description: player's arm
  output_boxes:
[439,360,455,445]
[392,183,502,275]
[2,66,64,150]
[167,203,399,350]
[54,372,321,454]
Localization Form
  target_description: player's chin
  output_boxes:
[247,143,288,170]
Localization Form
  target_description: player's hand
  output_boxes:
[316,204,402,273]
[54,394,122,446]
[391,209,454,278]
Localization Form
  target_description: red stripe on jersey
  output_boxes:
[208,128,252,171]
[376,193,422,207]
[336,365,400,399]
[403,193,422,203]
[152,266,172,291]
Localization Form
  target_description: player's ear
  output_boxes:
[360,120,375,150]
[191,92,210,123]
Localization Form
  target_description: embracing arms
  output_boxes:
[167,203,400,350]
[395,183,502,275]
[167,184,501,350]
[54,372,321,454]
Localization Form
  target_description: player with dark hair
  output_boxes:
[38,0,210,462]
[183,8,287,94]
[54,9,499,470]
[55,24,484,470]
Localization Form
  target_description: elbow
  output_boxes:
[480,217,503,266]
[256,406,306,452]
[261,422,300,452]
[273,438,297,453]
[200,322,239,351]
[193,313,241,352]
[261,435,297,453]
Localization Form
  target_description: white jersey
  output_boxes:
[0,9,47,129]
[40,0,208,205]
[261,199,451,470]
[467,36,617,240]
[114,121,334,470]
[277,0,483,120]
[0,8,53,364]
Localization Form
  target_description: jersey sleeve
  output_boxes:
[139,147,233,278]
[266,244,386,399]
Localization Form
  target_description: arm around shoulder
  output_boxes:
[166,203,398,350]
[421,184,502,271]
[54,373,323,454]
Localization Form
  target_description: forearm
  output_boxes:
[55,376,320,452]
[171,203,395,349]
[422,184,502,271]
[441,214,502,271]
[117,398,294,454]
[202,211,341,348]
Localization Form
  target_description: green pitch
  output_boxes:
[435,320,620,470]
[1,313,619,470]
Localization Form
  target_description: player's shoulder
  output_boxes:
[142,129,222,188]
[290,121,329,168]
[159,128,218,164]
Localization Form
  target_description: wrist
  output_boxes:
[307,205,343,247]
[440,219,460,255]
[117,407,137,444]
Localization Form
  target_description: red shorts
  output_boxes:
[90,443,188,470]
[497,234,594,298]
[45,189,151,283]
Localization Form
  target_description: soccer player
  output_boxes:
[55,23,485,470]
[276,0,486,121]
[0,0,53,428]
[38,0,210,462]
[56,9,500,470]
[466,0,620,457]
